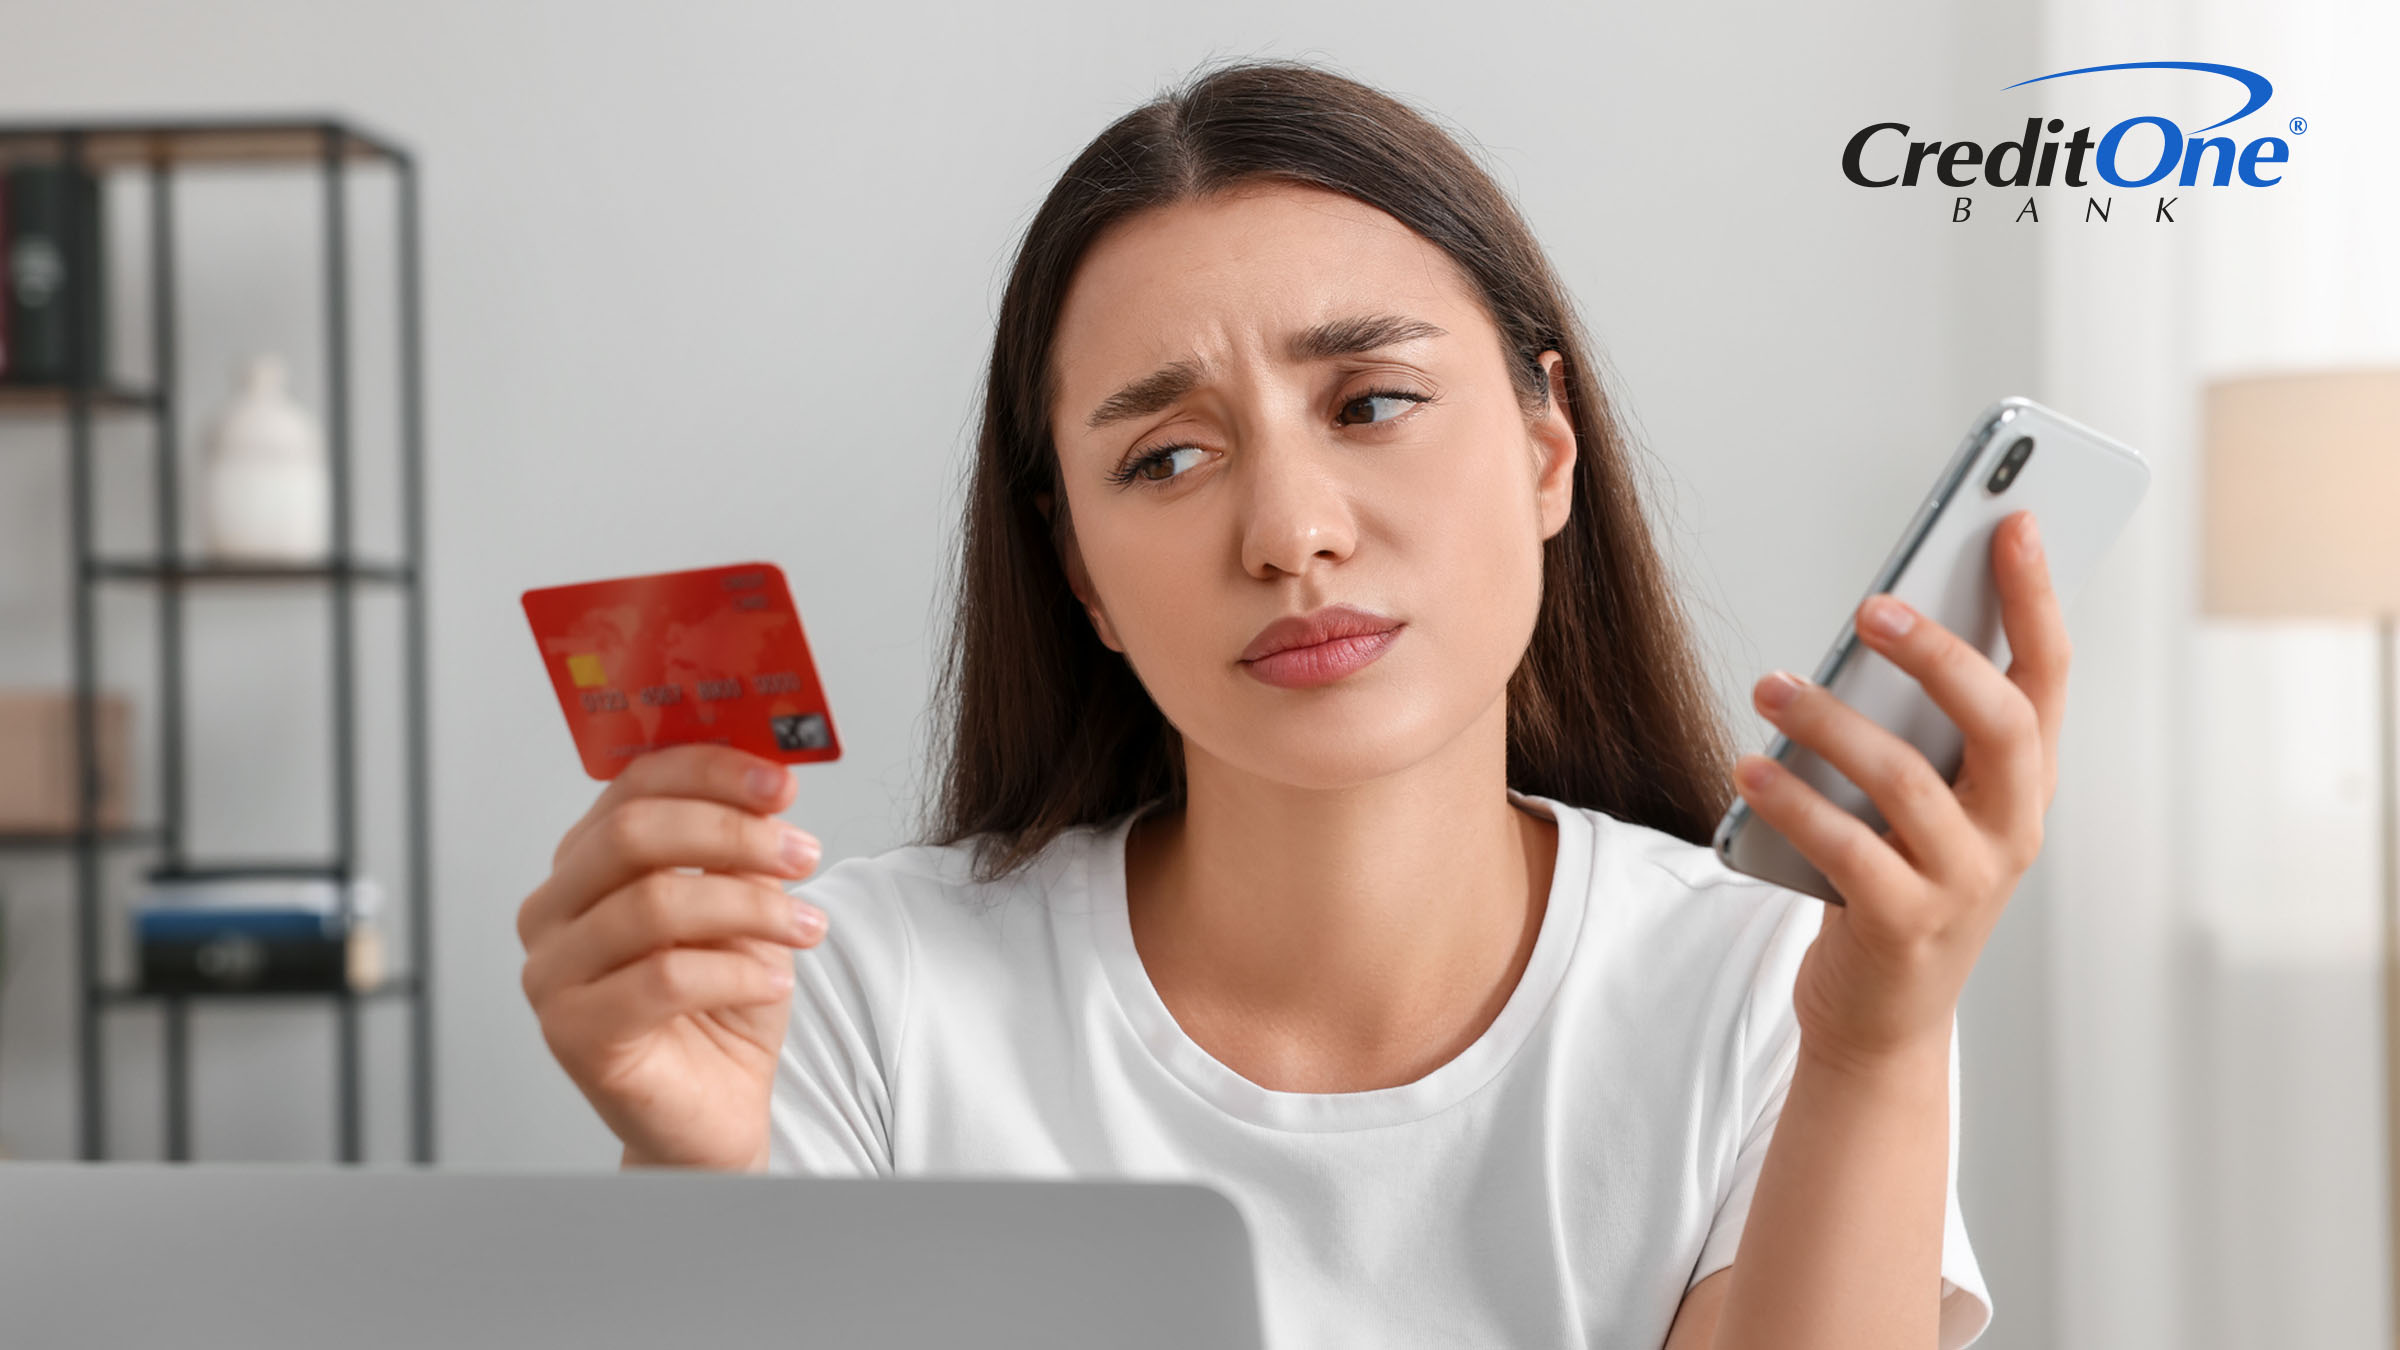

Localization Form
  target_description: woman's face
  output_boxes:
[1046,180,1578,792]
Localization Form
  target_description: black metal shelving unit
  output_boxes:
[0,118,432,1163]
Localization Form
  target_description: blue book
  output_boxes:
[134,908,352,942]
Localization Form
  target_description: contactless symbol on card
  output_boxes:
[521,561,841,780]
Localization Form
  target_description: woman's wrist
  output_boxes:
[617,1140,771,1173]
[1795,1024,1950,1088]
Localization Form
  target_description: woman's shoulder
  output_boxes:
[777,818,1117,1057]
[1530,797,1828,1081]
[787,817,1109,952]
[1538,794,1825,976]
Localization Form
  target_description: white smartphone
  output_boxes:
[1710,396,2151,905]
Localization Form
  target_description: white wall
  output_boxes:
[2031,1,2400,1347]
[2183,0,2400,1332]
[0,0,2054,1333]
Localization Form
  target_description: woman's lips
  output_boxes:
[1239,625,1402,689]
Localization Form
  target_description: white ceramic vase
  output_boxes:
[200,354,330,562]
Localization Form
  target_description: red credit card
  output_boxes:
[521,561,841,780]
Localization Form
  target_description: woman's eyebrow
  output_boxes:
[1083,313,1448,431]
[1086,359,1208,431]
[1286,312,1447,363]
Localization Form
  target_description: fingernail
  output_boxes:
[749,765,789,800]
[1863,595,1915,640]
[791,900,827,940]
[768,961,795,991]
[1736,756,1775,791]
[781,825,820,871]
[1758,670,1803,711]
[2020,516,2043,562]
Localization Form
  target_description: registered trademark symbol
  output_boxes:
[2290,116,2308,134]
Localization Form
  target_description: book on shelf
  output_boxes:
[133,913,385,994]
[129,876,387,993]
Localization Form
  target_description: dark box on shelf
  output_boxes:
[0,162,107,385]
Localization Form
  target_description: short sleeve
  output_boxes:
[1687,895,1995,1350]
[767,852,914,1177]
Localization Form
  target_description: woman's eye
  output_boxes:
[1111,392,1424,489]
[1125,444,1205,484]
[1336,389,1426,426]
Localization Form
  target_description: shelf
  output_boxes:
[0,384,162,415]
[25,110,435,1164]
[0,118,407,171]
[97,975,422,1006]
[86,558,415,585]
[0,825,164,852]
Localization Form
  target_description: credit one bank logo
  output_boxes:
[1842,61,2298,223]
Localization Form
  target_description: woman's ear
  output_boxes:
[1530,350,1578,541]
[1039,488,1126,654]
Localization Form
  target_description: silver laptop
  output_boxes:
[0,1164,1266,1349]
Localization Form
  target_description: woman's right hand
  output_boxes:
[516,744,828,1172]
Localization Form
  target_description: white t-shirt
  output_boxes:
[774,788,1994,1349]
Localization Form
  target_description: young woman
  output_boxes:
[519,60,2064,1350]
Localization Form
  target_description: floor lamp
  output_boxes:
[2201,368,2400,1329]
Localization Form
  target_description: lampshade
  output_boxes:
[2201,368,2400,618]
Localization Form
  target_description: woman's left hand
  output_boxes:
[1731,508,2068,1072]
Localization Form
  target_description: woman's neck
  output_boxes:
[1123,702,1558,1095]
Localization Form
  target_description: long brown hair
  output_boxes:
[920,58,1736,882]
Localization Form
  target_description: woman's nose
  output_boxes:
[1237,425,1359,579]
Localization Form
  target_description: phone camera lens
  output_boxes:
[1986,435,2034,493]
